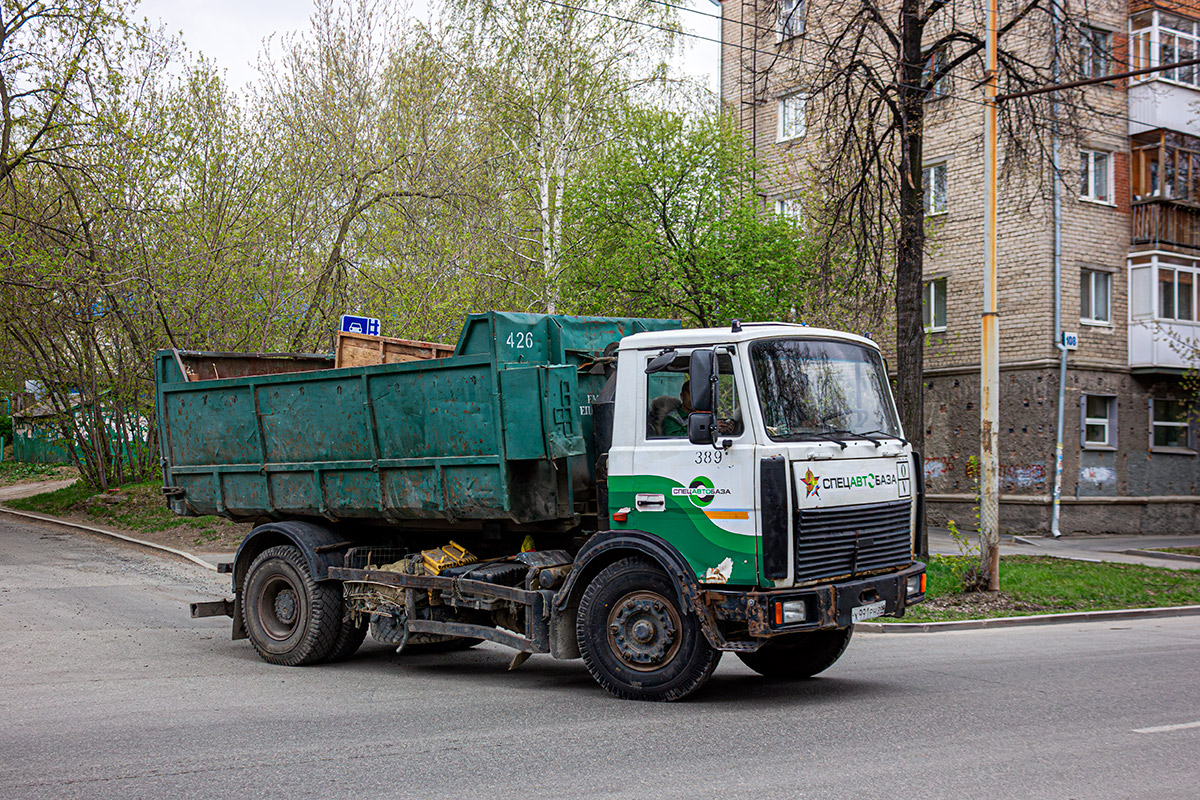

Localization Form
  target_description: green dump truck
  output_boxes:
[161,312,925,701]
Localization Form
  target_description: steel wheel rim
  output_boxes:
[257,574,302,642]
[605,590,682,672]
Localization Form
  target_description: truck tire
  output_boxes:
[577,557,720,701]
[242,545,341,666]
[736,627,853,679]
[324,613,368,663]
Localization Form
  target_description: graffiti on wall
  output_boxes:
[1079,466,1116,488]
[1000,463,1046,489]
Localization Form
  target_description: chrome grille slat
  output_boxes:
[794,499,913,583]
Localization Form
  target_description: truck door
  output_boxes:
[617,348,759,586]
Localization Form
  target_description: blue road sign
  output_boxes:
[340,314,380,337]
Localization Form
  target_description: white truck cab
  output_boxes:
[605,323,920,594]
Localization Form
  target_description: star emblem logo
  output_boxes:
[802,468,820,498]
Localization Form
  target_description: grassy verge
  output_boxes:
[6,478,243,549]
[1150,546,1200,558]
[0,461,76,487]
[888,555,1200,623]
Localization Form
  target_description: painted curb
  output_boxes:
[858,604,1200,633]
[0,505,218,571]
[1122,549,1200,564]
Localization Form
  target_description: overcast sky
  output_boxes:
[136,0,721,95]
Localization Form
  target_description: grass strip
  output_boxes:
[6,478,239,547]
[0,461,73,487]
[888,555,1200,623]
[1151,546,1200,558]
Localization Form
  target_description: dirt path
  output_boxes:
[0,479,77,501]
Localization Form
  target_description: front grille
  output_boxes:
[794,499,913,583]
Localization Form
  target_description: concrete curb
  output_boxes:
[5,503,1200,630]
[1122,549,1200,564]
[858,604,1200,633]
[0,505,218,571]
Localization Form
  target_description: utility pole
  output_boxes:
[980,0,1001,591]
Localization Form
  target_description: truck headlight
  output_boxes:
[773,599,807,625]
[906,574,926,596]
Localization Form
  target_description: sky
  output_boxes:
[136,0,721,95]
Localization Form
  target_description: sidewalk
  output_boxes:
[928,527,1200,571]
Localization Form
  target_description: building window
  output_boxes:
[923,162,947,215]
[774,197,803,221]
[1159,267,1196,320]
[1079,26,1112,79]
[923,277,947,332]
[1080,269,1111,323]
[777,93,806,141]
[776,0,805,40]
[1151,398,1193,450]
[1082,395,1116,448]
[1130,10,1200,88]
[1131,130,1200,203]
[922,48,949,99]
[1080,150,1112,204]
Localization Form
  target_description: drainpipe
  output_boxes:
[1050,0,1067,538]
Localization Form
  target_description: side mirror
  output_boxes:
[689,349,717,413]
[688,412,716,446]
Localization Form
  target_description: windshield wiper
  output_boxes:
[853,429,908,447]
[796,429,849,449]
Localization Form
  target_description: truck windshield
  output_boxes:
[750,338,901,442]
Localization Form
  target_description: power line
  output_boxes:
[533,0,1160,141]
[650,0,1169,133]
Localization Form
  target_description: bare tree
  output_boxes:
[729,0,1122,563]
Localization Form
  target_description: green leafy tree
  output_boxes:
[563,105,881,329]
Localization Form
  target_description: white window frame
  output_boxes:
[923,162,948,216]
[1150,398,1194,453]
[1157,266,1197,321]
[1080,25,1113,79]
[1081,394,1117,449]
[776,0,805,41]
[1080,149,1113,205]
[1080,268,1112,325]
[773,197,803,221]
[923,277,947,333]
[777,93,806,142]
[1130,10,1199,89]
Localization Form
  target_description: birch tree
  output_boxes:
[448,0,679,312]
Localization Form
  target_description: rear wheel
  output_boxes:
[324,613,368,663]
[577,557,720,701]
[736,627,853,679]
[241,545,341,666]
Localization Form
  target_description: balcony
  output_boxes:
[1132,200,1200,250]
[1128,252,1200,373]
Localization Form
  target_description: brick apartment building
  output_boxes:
[720,0,1200,534]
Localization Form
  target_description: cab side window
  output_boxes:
[644,352,745,439]
[646,367,689,439]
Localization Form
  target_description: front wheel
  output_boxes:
[241,545,341,666]
[577,557,720,701]
[736,627,853,679]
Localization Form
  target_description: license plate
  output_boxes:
[851,601,886,622]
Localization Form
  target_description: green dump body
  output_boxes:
[155,312,680,526]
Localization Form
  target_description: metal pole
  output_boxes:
[1049,0,1067,539]
[981,0,1001,590]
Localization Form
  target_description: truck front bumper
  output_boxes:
[695,561,926,641]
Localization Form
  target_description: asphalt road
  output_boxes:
[1,515,1198,800]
